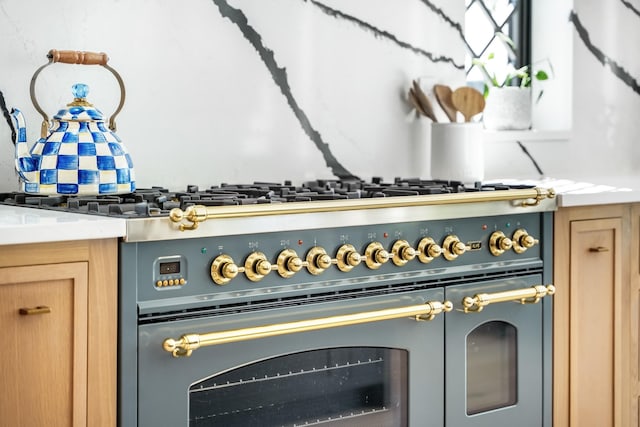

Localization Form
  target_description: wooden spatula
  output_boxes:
[433,84,458,122]
[408,89,428,117]
[411,80,438,122]
[451,87,485,122]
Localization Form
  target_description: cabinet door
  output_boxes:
[570,218,622,427]
[0,262,88,427]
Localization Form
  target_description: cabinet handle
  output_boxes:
[462,284,555,313]
[18,306,51,315]
[589,246,609,252]
[163,300,453,357]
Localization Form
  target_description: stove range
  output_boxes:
[92,177,556,426]
[0,176,558,425]
[0,178,536,219]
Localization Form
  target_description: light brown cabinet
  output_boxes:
[554,204,638,427]
[0,239,117,426]
[632,204,640,425]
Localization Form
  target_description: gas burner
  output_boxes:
[0,187,177,218]
[0,178,534,219]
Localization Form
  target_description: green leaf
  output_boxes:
[535,70,549,81]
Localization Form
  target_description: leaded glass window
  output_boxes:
[464,0,529,90]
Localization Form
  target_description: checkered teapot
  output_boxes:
[10,49,135,195]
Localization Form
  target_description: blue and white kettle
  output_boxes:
[10,49,135,195]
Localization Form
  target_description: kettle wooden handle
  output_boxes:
[48,49,109,66]
[30,49,125,135]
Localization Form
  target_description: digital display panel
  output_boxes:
[159,261,180,275]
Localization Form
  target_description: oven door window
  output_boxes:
[189,347,408,426]
[466,320,517,415]
[445,276,545,426]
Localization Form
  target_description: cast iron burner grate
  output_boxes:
[0,178,534,219]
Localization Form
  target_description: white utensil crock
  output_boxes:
[430,122,484,184]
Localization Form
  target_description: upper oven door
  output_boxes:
[137,287,447,427]
[445,274,552,427]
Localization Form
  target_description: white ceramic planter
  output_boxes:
[483,87,532,130]
[430,123,484,184]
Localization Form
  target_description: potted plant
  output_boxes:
[472,32,552,130]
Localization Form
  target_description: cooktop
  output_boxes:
[0,178,534,219]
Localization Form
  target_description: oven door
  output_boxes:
[445,274,552,426]
[137,287,447,427]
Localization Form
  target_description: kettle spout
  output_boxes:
[10,108,37,177]
[10,108,28,144]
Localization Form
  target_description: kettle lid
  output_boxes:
[53,83,104,121]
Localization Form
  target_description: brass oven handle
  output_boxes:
[163,300,453,358]
[169,187,556,231]
[462,284,555,313]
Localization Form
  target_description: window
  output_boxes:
[189,347,408,426]
[466,321,518,415]
[464,0,530,91]
[464,0,572,132]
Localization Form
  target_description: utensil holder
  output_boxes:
[430,123,484,184]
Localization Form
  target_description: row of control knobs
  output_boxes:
[210,229,538,285]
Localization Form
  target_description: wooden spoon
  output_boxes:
[451,87,485,122]
[411,80,438,122]
[408,89,428,117]
[433,84,458,122]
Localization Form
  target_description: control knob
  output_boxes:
[489,231,513,256]
[391,240,416,266]
[276,249,303,278]
[442,235,467,261]
[210,254,241,285]
[512,229,539,253]
[417,237,442,263]
[306,247,332,275]
[365,242,390,269]
[245,251,272,282]
[336,244,362,272]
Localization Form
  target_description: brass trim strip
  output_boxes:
[462,284,556,313]
[169,187,556,231]
[163,300,453,357]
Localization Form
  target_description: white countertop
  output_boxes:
[0,205,127,246]
[489,177,640,207]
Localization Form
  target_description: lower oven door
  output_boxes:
[445,274,551,427]
[137,287,446,427]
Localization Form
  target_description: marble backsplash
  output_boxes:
[0,0,639,190]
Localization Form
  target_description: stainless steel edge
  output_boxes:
[124,197,556,242]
